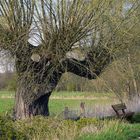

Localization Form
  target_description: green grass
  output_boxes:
[0,91,15,113]
[0,98,113,114]
[0,91,15,98]
[52,91,115,98]
[0,98,14,113]
[49,98,113,114]
[0,91,140,140]
[77,121,140,140]
[0,91,115,114]
[0,90,115,98]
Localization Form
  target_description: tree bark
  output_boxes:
[14,59,64,119]
[15,84,52,119]
[14,44,112,119]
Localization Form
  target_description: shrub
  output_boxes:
[1,115,140,140]
[132,113,140,123]
[76,118,100,129]
[0,115,26,140]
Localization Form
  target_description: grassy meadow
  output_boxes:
[0,91,116,115]
[0,91,140,140]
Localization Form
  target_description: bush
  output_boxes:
[15,116,79,140]
[1,115,140,140]
[0,115,26,140]
[77,118,101,129]
[132,113,140,123]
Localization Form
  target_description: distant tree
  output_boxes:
[0,0,139,119]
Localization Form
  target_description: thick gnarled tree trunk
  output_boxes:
[14,46,112,119]
[15,83,52,119]
[14,58,64,119]
[15,92,51,119]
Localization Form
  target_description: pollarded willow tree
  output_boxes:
[0,0,139,119]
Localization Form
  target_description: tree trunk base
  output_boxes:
[15,90,51,119]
